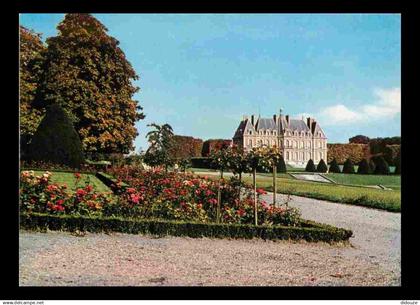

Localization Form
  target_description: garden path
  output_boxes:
[261,192,401,280]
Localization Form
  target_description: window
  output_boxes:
[249,139,252,147]
[286,140,289,147]
[286,152,289,160]
[249,130,252,135]
[300,141,303,148]
[294,152,298,161]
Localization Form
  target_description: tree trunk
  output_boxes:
[238,172,242,203]
[253,168,257,226]
[273,164,277,206]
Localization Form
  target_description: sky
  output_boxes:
[19,13,401,152]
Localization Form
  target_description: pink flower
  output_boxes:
[74,173,81,179]
[256,188,267,195]
[126,187,136,194]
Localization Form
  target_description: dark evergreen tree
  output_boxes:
[277,155,287,173]
[305,159,316,172]
[316,159,328,173]
[369,159,376,174]
[357,159,371,174]
[373,156,390,175]
[28,104,84,168]
[342,158,355,174]
[328,158,341,173]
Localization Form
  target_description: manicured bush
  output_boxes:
[20,213,353,242]
[277,156,287,173]
[342,158,355,174]
[357,159,371,175]
[190,157,213,169]
[27,104,85,168]
[316,159,328,173]
[394,151,401,175]
[373,156,390,175]
[305,159,316,172]
[328,158,341,173]
[369,159,376,174]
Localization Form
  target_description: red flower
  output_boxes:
[256,188,267,195]
[84,185,93,193]
[76,189,87,197]
[56,199,64,205]
[74,173,81,179]
[126,187,136,194]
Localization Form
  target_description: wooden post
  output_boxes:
[216,169,223,223]
[253,167,257,226]
[273,164,277,206]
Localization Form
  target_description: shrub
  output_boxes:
[394,151,401,175]
[328,158,341,173]
[20,213,353,242]
[27,104,85,168]
[190,157,213,169]
[342,158,355,174]
[373,156,390,175]
[369,159,376,174]
[316,159,328,173]
[357,159,371,175]
[277,156,287,173]
[305,159,316,172]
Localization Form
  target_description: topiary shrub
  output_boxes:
[373,156,390,175]
[342,158,355,174]
[277,155,287,173]
[305,159,316,172]
[328,158,341,173]
[357,159,371,175]
[316,159,328,173]
[27,104,85,168]
[369,159,376,174]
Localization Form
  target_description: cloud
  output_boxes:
[298,87,400,126]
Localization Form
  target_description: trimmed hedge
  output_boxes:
[316,159,328,173]
[96,172,129,190]
[342,158,355,174]
[305,159,316,172]
[357,159,371,175]
[328,158,341,173]
[20,213,353,243]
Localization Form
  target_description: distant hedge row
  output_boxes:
[20,213,353,243]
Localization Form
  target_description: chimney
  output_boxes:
[273,114,277,123]
[243,115,249,121]
[285,115,289,124]
[251,115,255,126]
[306,117,312,129]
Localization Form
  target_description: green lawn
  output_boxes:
[326,173,401,190]
[33,170,111,193]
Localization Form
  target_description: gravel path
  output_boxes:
[262,192,401,281]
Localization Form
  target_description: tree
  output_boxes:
[144,123,175,172]
[19,26,47,157]
[369,159,376,174]
[27,104,84,168]
[357,159,371,175]
[305,159,316,172]
[329,158,341,173]
[178,158,191,173]
[35,14,144,154]
[349,135,370,144]
[246,148,271,226]
[373,156,390,175]
[277,155,287,173]
[342,158,355,174]
[316,159,328,173]
[265,147,283,205]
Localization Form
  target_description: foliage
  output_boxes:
[357,159,372,175]
[277,155,287,173]
[327,143,369,164]
[342,158,355,174]
[144,123,175,170]
[316,159,328,173]
[20,213,353,242]
[19,26,47,146]
[328,158,341,173]
[168,135,203,160]
[20,170,113,216]
[210,146,233,174]
[394,150,401,175]
[27,104,85,168]
[383,145,400,166]
[349,135,370,144]
[305,159,316,172]
[190,157,214,169]
[178,158,191,172]
[373,156,390,175]
[202,139,232,157]
[34,14,144,154]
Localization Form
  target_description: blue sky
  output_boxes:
[20,14,401,151]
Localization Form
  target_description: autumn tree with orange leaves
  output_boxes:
[34,14,144,156]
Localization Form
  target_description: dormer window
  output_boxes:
[249,130,252,135]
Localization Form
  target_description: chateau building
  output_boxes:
[232,112,327,167]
